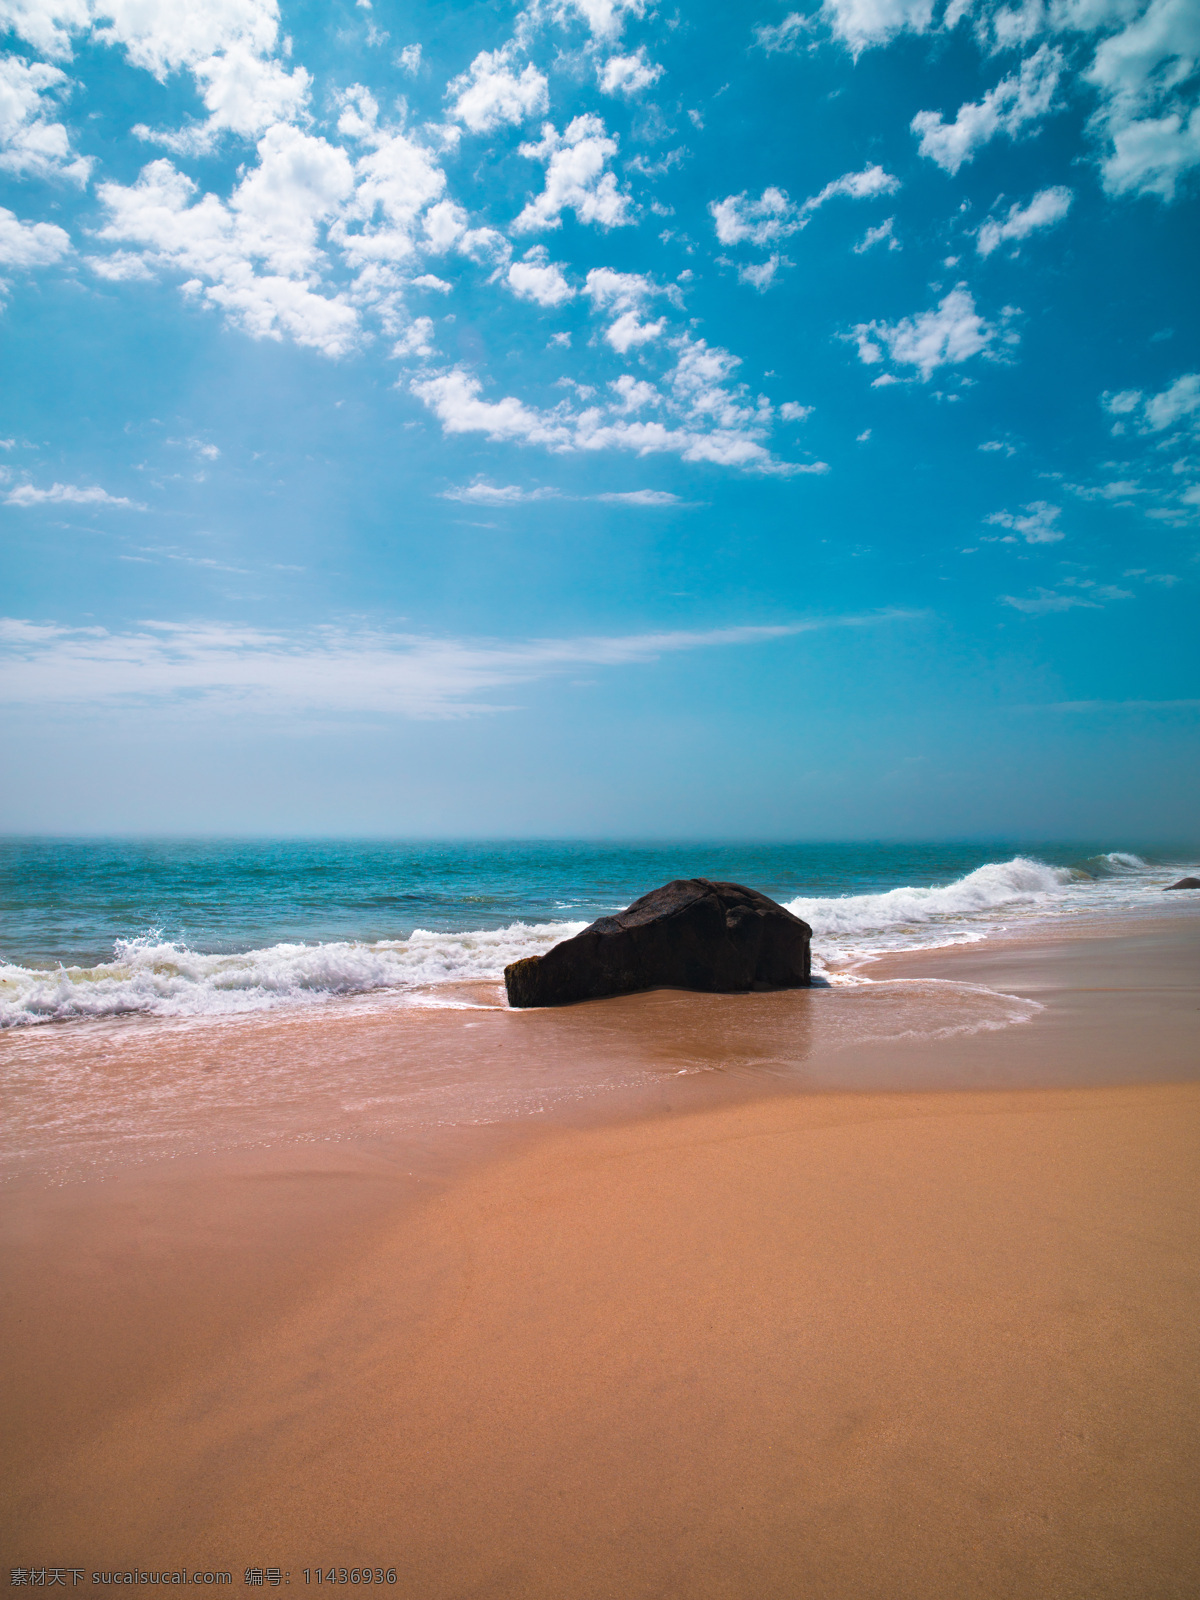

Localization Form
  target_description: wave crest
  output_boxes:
[0,920,587,1028]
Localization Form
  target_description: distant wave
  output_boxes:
[0,853,1175,1027]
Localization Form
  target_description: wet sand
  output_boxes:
[2,909,1198,1597]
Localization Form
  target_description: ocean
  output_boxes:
[1,837,1191,1028]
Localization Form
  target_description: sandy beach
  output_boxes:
[3,906,1198,1597]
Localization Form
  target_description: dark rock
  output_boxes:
[504,878,812,1008]
[1164,876,1200,890]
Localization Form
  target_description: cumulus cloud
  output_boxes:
[1084,0,1200,198]
[392,316,435,359]
[598,48,662,95]
[976,186,1072,256]
[580,265,669,346]
[4,479,142,508]
[710,187,798,248]
[801,162,899,212]
[0,609,900,720]
[97,133,361,356]
[821,0,937,54]
[736,254,788,291]
[411,333,822,475]
[780,402,813,421]
[557,0,647,40]
[1102,373,1200,433]
[513,116,633,233]
[506,244,575,307]
[135,48,310,153]
[0,54,92,184]
[853,285,1015,381]
[446,46,548,134]
[0,205,71,266]
[711,167,898,260]
[912,46,1063,173]
[96,98,457,356]
[985,500,1063,542]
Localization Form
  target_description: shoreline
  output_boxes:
[2,903,1198,1595]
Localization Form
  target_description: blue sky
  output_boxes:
[0,0,1196,837]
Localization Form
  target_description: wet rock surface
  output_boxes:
[505,877,813,1008]
[1164,876,1200,890]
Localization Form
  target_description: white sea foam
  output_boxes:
[789,853,1169,967]
[0,853,1183,1027]
[0,920,587,1028]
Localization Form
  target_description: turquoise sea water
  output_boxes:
[1,837,1193,1027]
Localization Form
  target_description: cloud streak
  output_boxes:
[0,612,915,720]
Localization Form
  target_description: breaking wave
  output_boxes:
[787,856,1079,955]
[0,920,587,1028]
[0,852,1179,1027]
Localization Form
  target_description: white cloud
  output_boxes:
[1084,0,1200,198]
[392,316,435,359]
[912,46,1063,173]
[437,479,687,507]
[557,0,647,40]
[447,46,548,134]
[86,248,155,280]
[1141,372,1200,431]
[506,244,575,307]
[96,120,384,355]
[822,0,936,54]
[1001,588,1100,613]
[1102,373,1200,433]
[853,285,1012,381]
[710,187,798,247]
[513,115,633,233]
[411,369,575,448]
[440,479,563,505]
[582,266,658,310]
[976,186,1073,256]
[396,44,422,74]
[595,489,683,504]
[334,95,448,274]
[980,438,1017,455]
[0,0,92,60]
[411,339,811,475]
[609,374,660,410]
[986,500,1063,542]
[801,162,899,213]
[0,54,91,184]
[712,167,897,257]
[136,48,310,154]
[753,13,814,52]
[603,309,667,352]
[0,608,899,720]
[780,402,813,421]
[737,254,787,291]
[581,266,670,350]
[0,205,71,266]
[598,48,662,95]
[4,479,142,508]
[853,216,898,252]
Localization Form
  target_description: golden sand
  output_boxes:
[3,913,1198,1597]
